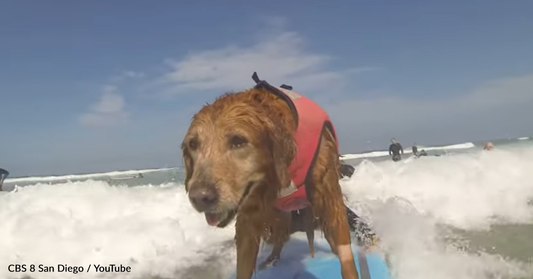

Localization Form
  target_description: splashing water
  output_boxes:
[1,146,533,279]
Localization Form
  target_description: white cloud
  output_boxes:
[324,73,533,149]
[144,21,531,151]
[155,30,374,95]
[79,69,145,128]
[462,74,533,109]
[122,71,145,79]
[329,73,533,120]
[79,85,129,128]
[109,71,145,83]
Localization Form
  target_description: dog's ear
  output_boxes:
[181,144,194,192]
[266,122,296,189]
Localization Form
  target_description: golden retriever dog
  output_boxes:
[181,72,359,279]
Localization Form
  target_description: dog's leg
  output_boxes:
[304,208,316,257]
[235,219,261,279]
[325,230,337,255]
[258,210,291,270]
[258,240,283,270]
[311,130,359,279]
[305,223,315,257]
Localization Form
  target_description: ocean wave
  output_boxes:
[340,142,475,160]
[1,145,532,279]
[5,141,477,184]
[5,167,178,184]
[341,146,533,230]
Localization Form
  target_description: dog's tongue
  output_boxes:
[205,213,220,226]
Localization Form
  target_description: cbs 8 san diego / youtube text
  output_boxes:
[8,263,132,274]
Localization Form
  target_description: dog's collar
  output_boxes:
[251,72,299,127]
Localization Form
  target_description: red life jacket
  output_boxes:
[250,72,338,212]
[273,87,338,212]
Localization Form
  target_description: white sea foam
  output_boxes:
[1,146,532,279]
[5,168,177,184]
[342,147,533,230]
[0,181,236,279]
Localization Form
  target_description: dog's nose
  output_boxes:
[188,184,219,211]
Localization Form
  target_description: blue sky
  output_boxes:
[1,0,533,176]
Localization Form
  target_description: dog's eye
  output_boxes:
[229,135,248,149]
[189,138,199,151]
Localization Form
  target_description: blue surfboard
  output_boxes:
[227,238,392,279]
[298,247,392,279]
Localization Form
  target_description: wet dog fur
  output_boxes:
[181,87,359,279]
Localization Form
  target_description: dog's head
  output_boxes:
[181,89,296,227]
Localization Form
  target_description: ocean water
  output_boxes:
[1,137,532,279]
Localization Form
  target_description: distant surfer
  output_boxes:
[389,138,404,162]
[0,168,9,191]
[483,142,494,151]
[137,173,143,178]
[416,150,428,158]
[412,144,429,158]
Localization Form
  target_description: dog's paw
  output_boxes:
[258,256,279,270]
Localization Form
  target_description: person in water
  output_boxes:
[0,168,9,191]
[412,144,418,156]
[389,138,404,162]
[483,142,494,151]
[416,150,428,158]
